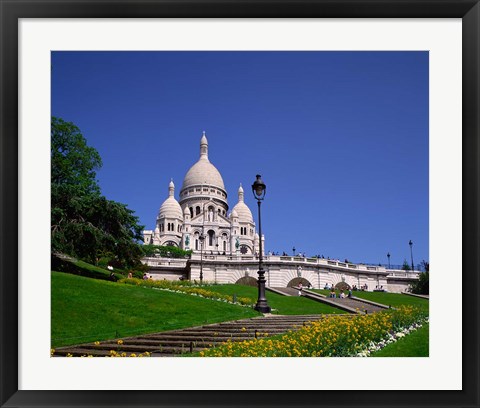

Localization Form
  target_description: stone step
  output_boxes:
[54,346,207,357]
[101,338,254,347]
[180,324,307,331]
[326,298,385,314]
[53,314,347,358]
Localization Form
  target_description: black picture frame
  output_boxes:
[1,1,478,407]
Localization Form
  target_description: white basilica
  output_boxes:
[143,133,262,256]
[141,132,419,293]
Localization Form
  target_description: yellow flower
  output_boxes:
[117,339,124,345]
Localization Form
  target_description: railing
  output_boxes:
[185,253,387,273]
[387,270,421,278]
[142,257,188,268]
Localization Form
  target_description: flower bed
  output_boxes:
[199,306,428,357]
[119,278,254,306]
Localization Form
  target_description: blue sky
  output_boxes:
[51,51,428,267]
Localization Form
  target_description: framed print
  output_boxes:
[1,0,479,407]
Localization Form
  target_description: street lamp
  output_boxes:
[292,247,296,256]
[409,240,414,272]
[199,234,205,284]
[387,252,391,269]
[252,174,271,313]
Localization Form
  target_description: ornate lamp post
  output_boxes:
[387,252,391,269]
[252,174,271,313]
[292,246,296,256]
[409,240,414,272]
[199,234,205,284]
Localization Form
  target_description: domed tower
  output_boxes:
[153,179,184,247]
[179,132,232,253]
[231,184,256,254]
[179,132,228,216]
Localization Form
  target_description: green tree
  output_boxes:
[401,259,411,271]
[141,245,192,258]
[51,117,102,194]
[410,261,429,295]
[51,117,144,267]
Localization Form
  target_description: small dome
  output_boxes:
[158,180,183,220]
[181,133,225,191]
[183,206,190,215]
[231,183,253,223]
[230,209,238,219]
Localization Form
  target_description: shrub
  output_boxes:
[141,245,192,259]
[119,278,255,306]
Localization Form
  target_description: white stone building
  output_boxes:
[143,133,262,256]
[142,132,419,293]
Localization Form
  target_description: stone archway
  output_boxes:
[287,277,312,288]
[235,276,258,286]
[334,281,351,291]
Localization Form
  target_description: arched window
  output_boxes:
[190,207,193,217]
[223,240,226,252]
[208,230,215,246]
[195,239,198,250]
[196,206,200,215]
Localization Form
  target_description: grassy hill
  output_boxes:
[51,272,260,347]
[207,284,344,315]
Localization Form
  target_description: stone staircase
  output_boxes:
[268,287,299,296]
[321,296,387,314]
[53,314,336,357]
[301,289,389,314]
[268,287,389,315]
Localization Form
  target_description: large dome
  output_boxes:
[181,133,225,191]
[158,180,183,220]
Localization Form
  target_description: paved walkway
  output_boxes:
[270,287,389,314]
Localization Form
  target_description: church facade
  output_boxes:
[142,132,419,293]
[143,133,262,256]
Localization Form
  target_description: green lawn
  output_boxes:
[370,323,429,357]
[206,284,345,315]
[52,256,126,281]
[51,272,260,347]
[314,289,429,312]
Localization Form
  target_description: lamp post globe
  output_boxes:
[251,174,271,313]
[387,252,391,269]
